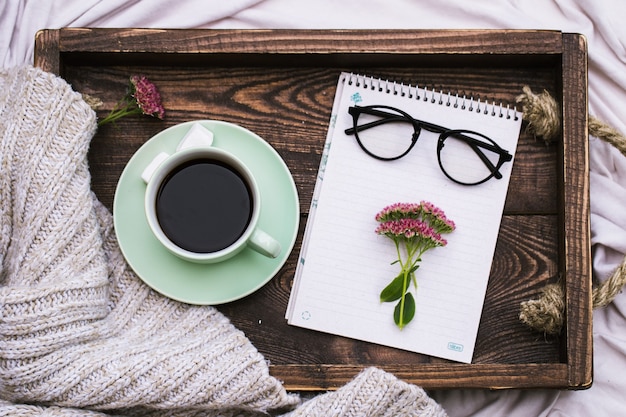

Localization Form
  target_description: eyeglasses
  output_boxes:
[344,105,513,186]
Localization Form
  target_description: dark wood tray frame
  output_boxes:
[34,28,591,390]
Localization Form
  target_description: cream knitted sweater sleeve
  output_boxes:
[0,66,447,417]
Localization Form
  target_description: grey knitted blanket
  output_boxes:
[0,66,447,417]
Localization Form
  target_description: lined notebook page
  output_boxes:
[286,73,522,363]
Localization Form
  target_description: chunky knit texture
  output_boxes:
[0,66,447,417]
[284,367,447,417]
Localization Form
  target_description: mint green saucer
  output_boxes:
[113,120,300,305]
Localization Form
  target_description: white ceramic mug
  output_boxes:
[142,122,281,263]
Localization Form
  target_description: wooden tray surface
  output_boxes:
[34,28,591,390]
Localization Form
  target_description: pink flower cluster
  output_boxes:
[419,201,456,233]
[375,202,422,222]
[130,75,165,119]
[375,217,448,246]
[375,201,455,235]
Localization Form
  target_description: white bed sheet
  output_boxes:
[2,1,626,415]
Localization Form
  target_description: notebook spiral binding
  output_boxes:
[344,73,519,121]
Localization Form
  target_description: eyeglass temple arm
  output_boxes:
[345,106,417,135]
[472,143,504,180]
[443,132,513,180]
[344,116,410,135]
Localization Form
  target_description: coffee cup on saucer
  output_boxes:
[141,122,281,264]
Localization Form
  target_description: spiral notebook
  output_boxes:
[286,72,522,363]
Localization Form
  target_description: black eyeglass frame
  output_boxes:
[344,104,513,186]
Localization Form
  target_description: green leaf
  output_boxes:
[380,273,409,303]
[393,292,416,329]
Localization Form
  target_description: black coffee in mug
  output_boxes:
[155,158,253,253]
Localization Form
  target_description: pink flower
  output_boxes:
[375,201,456,234]
[130,75,165,119]
[375,202,422,222]
[375,218,447,248]
[97,75,165,126]
[420,201,456,233]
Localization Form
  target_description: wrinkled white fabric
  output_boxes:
[2,0,625,415]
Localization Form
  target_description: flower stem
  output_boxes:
[397,242,417,329]
[398,265,410,329]
[394,239,405,270]
[97,100,142,126]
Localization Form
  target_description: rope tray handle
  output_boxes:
[516,86,626,334]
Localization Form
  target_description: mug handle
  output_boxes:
[249,228,282,258]
[141,123,215,183]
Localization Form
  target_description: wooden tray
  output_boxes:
[34,28,591,390]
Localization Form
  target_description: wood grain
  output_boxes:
[43,28,564,55]
[75,65,558,214]
[560,33,592,389]
[34,28,591,390]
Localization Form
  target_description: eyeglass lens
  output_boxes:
[437,130,506,185]
[351,107,417,160]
